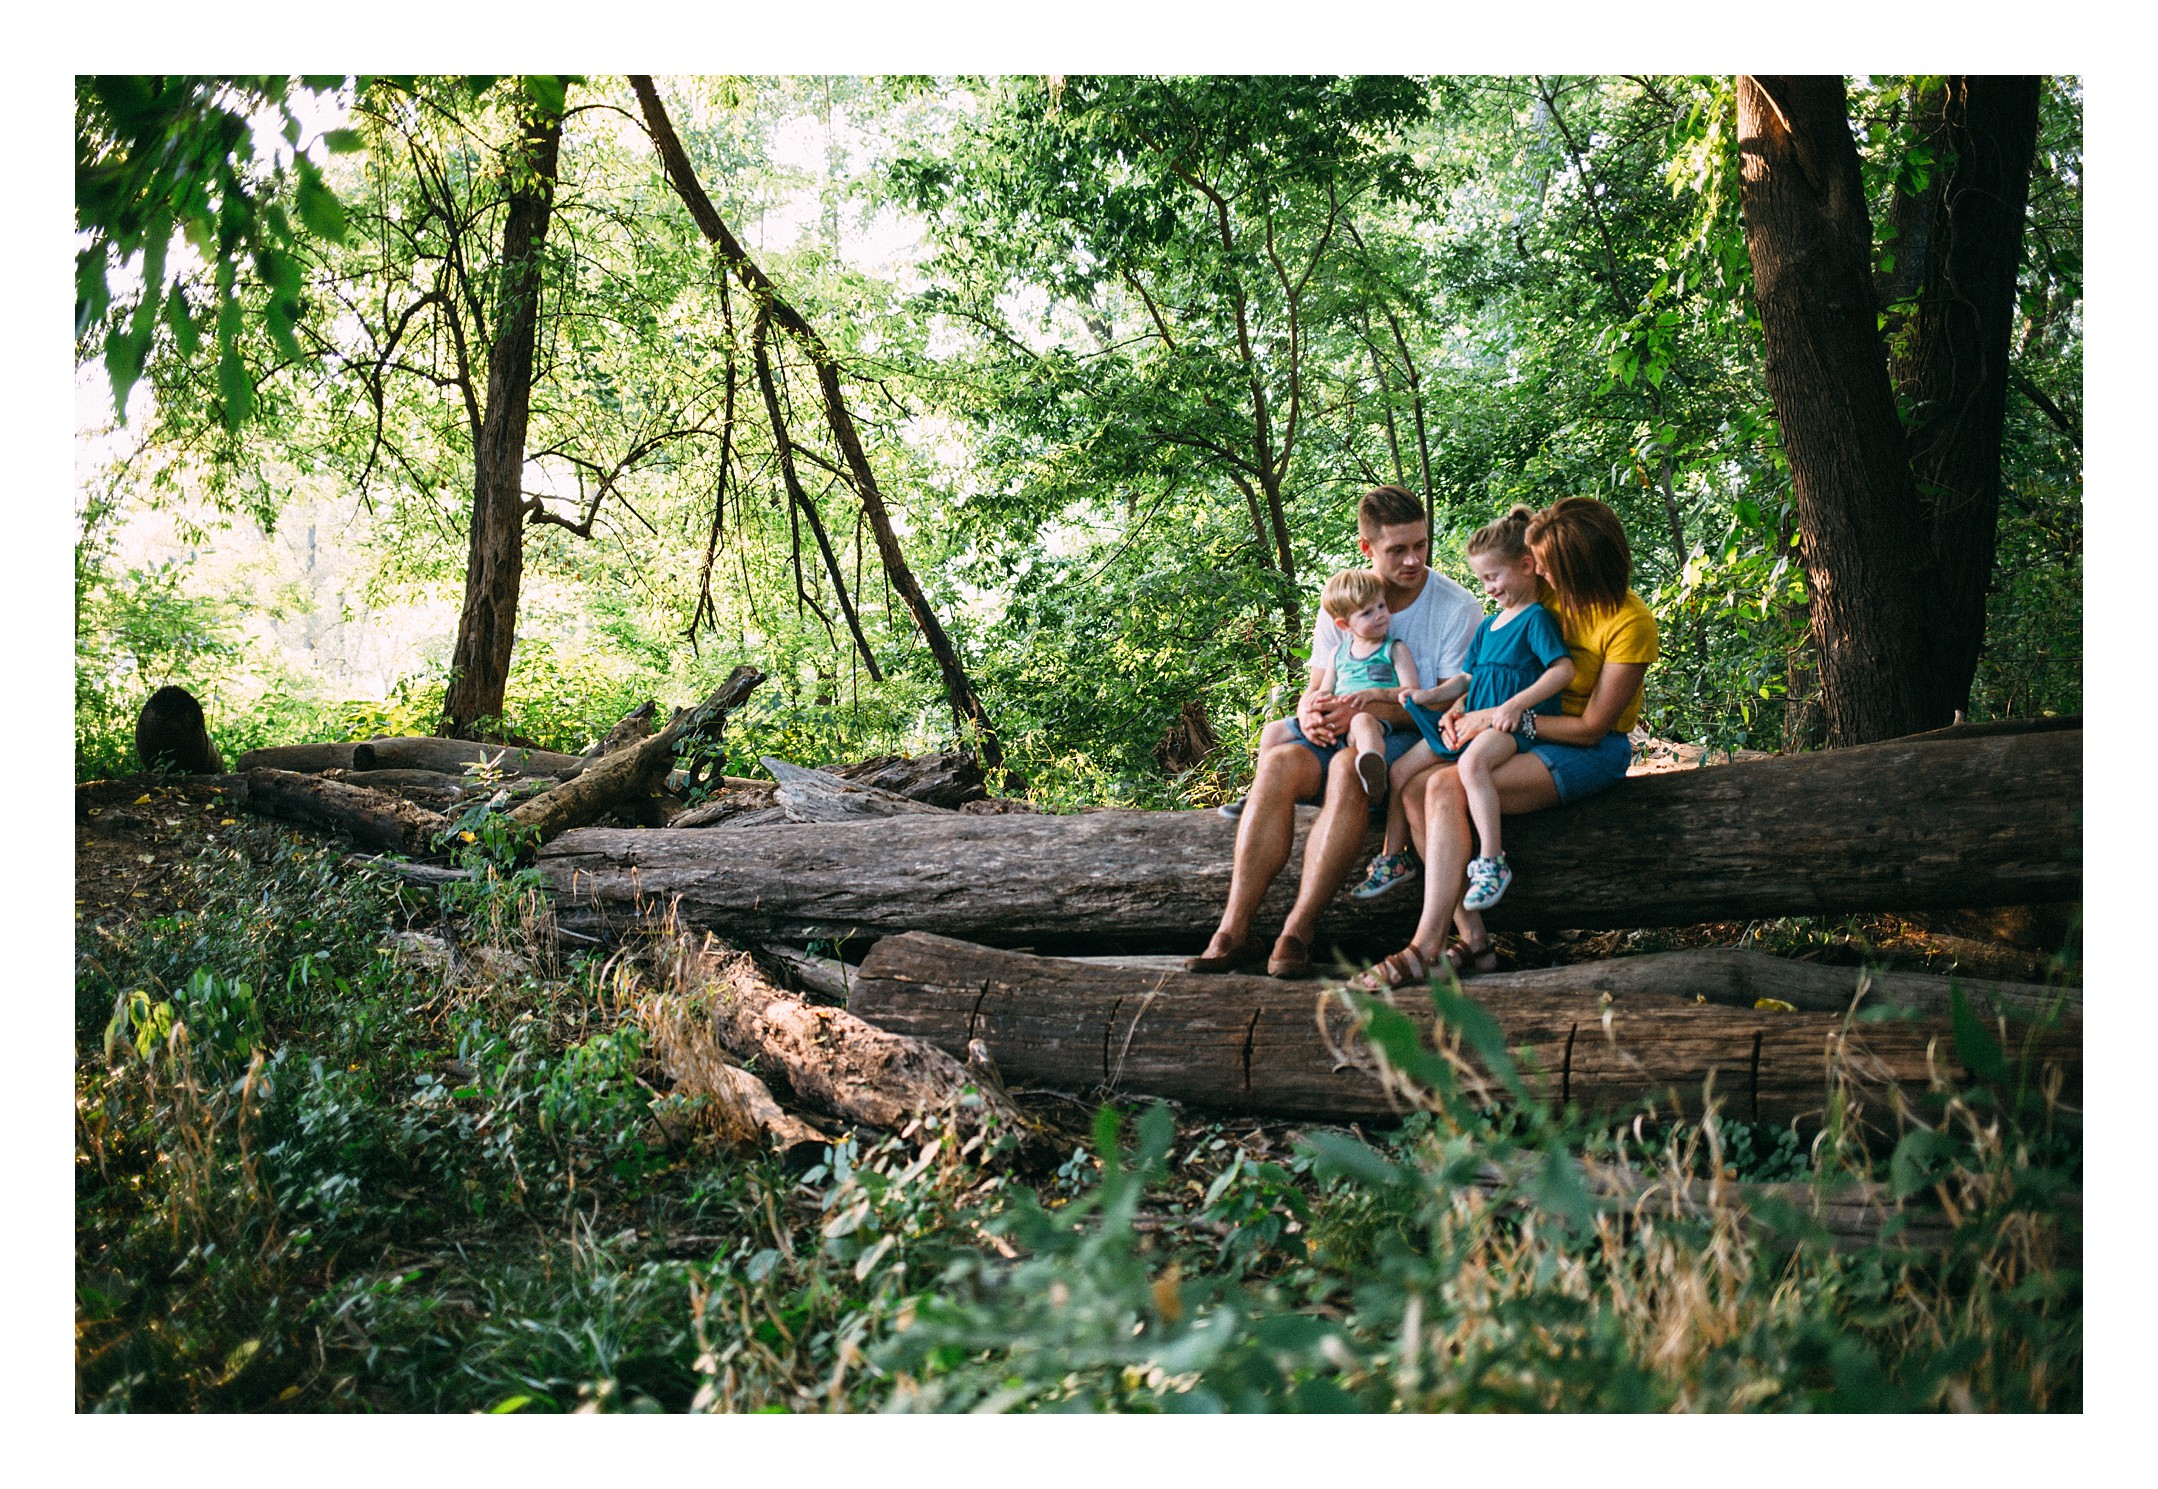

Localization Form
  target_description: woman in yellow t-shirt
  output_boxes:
[1356,497,1659,989]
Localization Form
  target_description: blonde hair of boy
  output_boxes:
[1319,568,1386,621]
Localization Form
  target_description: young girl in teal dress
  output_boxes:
[1357,506,1573,910]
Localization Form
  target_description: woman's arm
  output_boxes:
[1529,661,1648,745]
[1490,656,1575,732]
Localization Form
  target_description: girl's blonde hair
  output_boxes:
[1526,497,1632,616]
[1465,503,1537,561]
[1320,567,1386,621]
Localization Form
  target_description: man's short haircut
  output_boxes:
[1357,484,1426,538]
[1526,497,1633,616]
[1320,567,1386,621]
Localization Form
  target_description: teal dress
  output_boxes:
[1403,602,1570,761]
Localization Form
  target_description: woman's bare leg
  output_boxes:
[1456,730,1520,861]
[1404,754,1563,962]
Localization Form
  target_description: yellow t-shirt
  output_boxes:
[1547,589,1659,734]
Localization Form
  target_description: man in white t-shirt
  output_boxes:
[1188,485,1483,978]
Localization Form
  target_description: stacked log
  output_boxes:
[844,933,2082,1128]
[539,725,2080,952]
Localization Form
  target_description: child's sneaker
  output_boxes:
[1352,849,1420,900]
[1462,853,1512,910]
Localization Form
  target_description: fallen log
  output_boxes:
[752,942,856,1002]
[507,665,764,846]
[1066,948,2072,1022]
[244,768,450,855]
[655,937,1041,1148]
[671,795,788,829]
[539,726,2079,951]
[638,986,831,1160]
[846,934,2081,1127]
[825,751,986,808]
[765,756,955,822]
[235,737,589,778]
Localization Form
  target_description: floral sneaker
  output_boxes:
[1462,853,1513,911]
[1352,849,1420,900]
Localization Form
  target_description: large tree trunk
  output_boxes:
[1737,76,1938,746]
[847,934,2081,1128]
[537,722,2080,953]
[1885,77,2043,723]
[442,96,568,739]
[629,76,1004,774]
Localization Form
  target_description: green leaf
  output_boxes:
[217,342,254,428]
[321,127,365,153]
[1948,986,2006,1085]
[1300,1129,1407,1189]
[295,173,347,244]
[1889,1127,1960,1199]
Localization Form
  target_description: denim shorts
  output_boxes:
[1282,715,1417,770]
[1525,729,1635,805]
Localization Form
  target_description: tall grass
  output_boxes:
[76,820,2078,1411]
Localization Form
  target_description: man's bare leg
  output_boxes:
[1274,748,1380,966]
[1195,740,1323,960]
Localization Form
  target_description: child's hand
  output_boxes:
[1492,700,1524,732]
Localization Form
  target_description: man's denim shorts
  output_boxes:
[1282,716,1419,772]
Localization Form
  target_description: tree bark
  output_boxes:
[538,723,2081,952]
[848,934,2080,1128]
[1886,77,2043,723]
[442,95,568,739]
[1737,76,1938,746]
[629,76,1004,773]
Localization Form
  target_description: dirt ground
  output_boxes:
[75,776,251,935]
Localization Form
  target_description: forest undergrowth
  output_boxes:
[74,784,2082,1413]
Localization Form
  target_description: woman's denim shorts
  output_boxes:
[1525,729,1634,805]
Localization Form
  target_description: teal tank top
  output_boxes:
[1332,633,1401,693]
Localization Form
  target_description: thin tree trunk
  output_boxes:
[630,76,1003,773]
[1886,77,2043,723]
[1736,75,1937,746]
[442,98,566,738]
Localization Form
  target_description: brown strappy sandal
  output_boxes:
[1348,944,1436,993]
[1444,937,1501,977]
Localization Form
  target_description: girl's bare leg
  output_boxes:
[1456,730,1520,860]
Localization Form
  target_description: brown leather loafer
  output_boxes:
[1266,933,1313,979]
[1183,939,1260,975]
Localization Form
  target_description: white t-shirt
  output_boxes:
[1309,571,1483,694]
